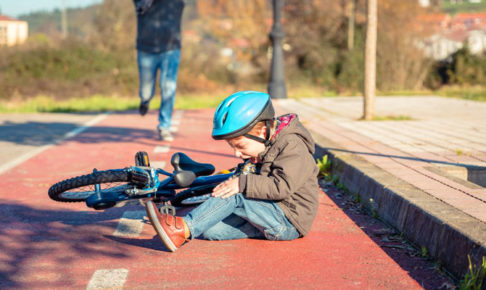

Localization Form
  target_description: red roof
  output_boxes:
[454,13,486,20]
[0,14,21,22]
[450,12,486,29]
[417,14,452,32]
[419,13,451,22]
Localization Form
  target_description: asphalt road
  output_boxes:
[0,108,455,288]
[0,113,107,174]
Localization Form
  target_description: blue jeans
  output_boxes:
[137,49,181,130]
[183,193,300,241]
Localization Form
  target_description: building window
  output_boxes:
[0,25,7,46]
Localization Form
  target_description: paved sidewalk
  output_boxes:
[276,96,486,279]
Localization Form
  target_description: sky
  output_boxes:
[0,0,103,18]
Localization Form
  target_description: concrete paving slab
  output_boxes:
[276,96,486,281]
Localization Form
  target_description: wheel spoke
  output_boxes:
[60,183,130,200]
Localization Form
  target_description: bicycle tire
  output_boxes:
[48,170,130,202]
[135,151,150,167]
[170,183,217,207]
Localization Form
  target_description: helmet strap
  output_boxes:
[243,120,272,146]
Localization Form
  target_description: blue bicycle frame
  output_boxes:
[85,166,233,209]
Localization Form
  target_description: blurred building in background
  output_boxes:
[0,14,28,46]
[418,12,486,60]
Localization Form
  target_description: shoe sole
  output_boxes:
[158,134,174,142]
[145,201,177,252]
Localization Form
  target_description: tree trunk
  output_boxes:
[347,0,355,50]
[363,0,377,120]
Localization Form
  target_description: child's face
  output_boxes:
[226,135,266,163]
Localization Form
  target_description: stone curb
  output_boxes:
[311,129,486,282]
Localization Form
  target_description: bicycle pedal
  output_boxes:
[159,203,176,216]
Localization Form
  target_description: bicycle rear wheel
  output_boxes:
[48,170,130,202]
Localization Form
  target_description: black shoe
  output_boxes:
[139,102,149,116]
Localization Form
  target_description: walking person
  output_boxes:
[133,0,185,141]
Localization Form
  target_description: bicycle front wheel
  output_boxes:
[48,170,130,202]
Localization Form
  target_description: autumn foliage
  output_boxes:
[0,0,484,100]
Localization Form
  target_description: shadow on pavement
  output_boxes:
[314,145,455,288]
[0,121,236,159]
[316,145,485,170]
[104,235,167,252]
[0,200,134,288]
[0,121,81,147]
[321,184,454,289]
[0,117,157,147]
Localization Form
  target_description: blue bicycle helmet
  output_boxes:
[212,91,275,145]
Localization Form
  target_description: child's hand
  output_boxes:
[212,177,239,199]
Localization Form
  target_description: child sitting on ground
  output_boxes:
[145,90,319,251]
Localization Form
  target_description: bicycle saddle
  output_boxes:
[171,152,215,176]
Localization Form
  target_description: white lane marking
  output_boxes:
[64,114,109,138]
[0,113,110,175]
[154,145,170,153]
[113,210,146,237]
[150,161,166,169]
[86,268,129,290]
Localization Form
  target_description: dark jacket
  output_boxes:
[133,0,185,53]
[239,114,320,236]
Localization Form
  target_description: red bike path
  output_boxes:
[0,109,448,288]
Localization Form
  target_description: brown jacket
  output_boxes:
[238,114,319,236]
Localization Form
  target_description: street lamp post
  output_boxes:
[268,0,287,99]
[61,0,68,39]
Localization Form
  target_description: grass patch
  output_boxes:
[0,94,227,113]
[459,256,486,290]
[437,86,486,102]
[2,86,486,114]
[0,95,137,113]
[442,1,486,14]
[421,246,428,258]
[316,155,332,178]
[378,90,435,96]
[174,94,226,110]
[371,115,414,121]
[288,85,338,98]
[377,87,486,102]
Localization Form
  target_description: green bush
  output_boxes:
[448,47,486,86]
[316,155,332,178]
[0,41,137,99]
[336,47,364,92]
